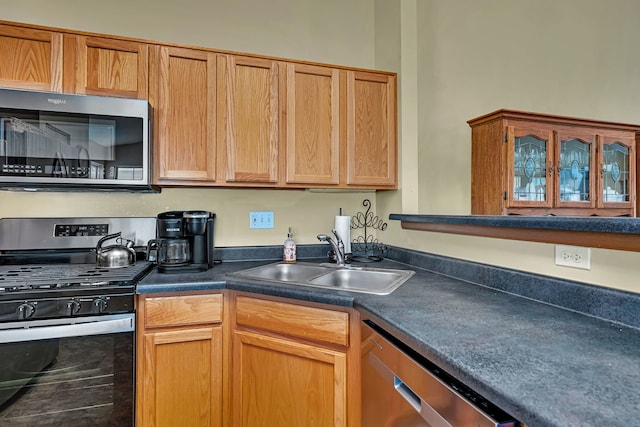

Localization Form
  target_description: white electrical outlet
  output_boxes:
[555,245,591,270]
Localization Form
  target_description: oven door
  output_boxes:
[0,314,134,426]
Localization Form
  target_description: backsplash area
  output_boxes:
[385,246,640,330]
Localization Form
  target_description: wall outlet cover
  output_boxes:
[555,245,591,270]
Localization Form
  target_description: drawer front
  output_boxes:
[235,296,349,347]
[144,294,223,328]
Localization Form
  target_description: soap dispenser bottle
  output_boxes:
[283,227,297,263]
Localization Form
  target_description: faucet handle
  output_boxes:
[331,228,342,244]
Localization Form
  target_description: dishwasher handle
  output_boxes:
[394,376,422,412]
[370,352,453,427]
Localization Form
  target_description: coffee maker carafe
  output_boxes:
[148,210,216,273]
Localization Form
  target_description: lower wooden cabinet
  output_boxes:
[136,291,360,427]
[232,330,346,427]
[136,292,224,427]
[231,294,359,427]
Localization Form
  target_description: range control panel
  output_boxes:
[54,224,109,237]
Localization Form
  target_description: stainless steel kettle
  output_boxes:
[96,232,136,268]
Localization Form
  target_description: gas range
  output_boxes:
[0,262,153,321]
[0,217,156,322]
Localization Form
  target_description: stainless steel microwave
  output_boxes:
[0,88,157,192]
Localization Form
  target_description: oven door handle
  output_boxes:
[0,314,134,343]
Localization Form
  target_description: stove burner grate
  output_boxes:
[0,262,152,292]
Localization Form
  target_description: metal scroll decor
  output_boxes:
[350,199,387,257]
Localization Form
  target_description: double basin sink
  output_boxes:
[229,261,415,295]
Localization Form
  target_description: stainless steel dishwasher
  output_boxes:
[361,320,521,427]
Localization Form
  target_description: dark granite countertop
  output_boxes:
[137,256,640,427]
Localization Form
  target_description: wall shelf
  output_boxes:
[389,214,640,252]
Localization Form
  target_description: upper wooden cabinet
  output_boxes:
[217,55,280,185]
[346,71,398,187]
[469,109,639,216]
[0,23,148,98]
[285,63,340,185]
[63,35,148,99]
[0,23,63,92]
[285,67,398,188]
[0,19,398,190]
[150,45,217,183]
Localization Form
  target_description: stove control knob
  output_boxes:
[92,297,108,313]
[65,300,81,316]
[17,302,36,320]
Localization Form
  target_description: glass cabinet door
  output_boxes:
[507,126,553,207]
[599,136,634,206]
[556,132,595,207]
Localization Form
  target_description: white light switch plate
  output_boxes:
[249,211,274,229]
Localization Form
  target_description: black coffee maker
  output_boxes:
[147,210,216,273]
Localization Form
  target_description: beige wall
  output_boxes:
[4,1,640,294]
[4,0,375,67]
[378,0,640,294]
[1,0,379,247]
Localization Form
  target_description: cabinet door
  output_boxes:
[346,71,397,187]
[232,330,347,427]
[555,129,596,208]
[285,63,340,185]
[597,134,635,210]
[0,23,63,92]
[218,55,279,184]
[63,35,148,99]
[140,326,223,427]
[506,124,554,208]
[151,45,217,182]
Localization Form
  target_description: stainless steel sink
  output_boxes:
[233,262,333,282]
[229,262,415,295]
[307,268,414,294]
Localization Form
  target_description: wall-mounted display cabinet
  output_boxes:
[469,109,639,216]
[0,19,398,190]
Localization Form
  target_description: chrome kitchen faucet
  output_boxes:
[317,229,346,266]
